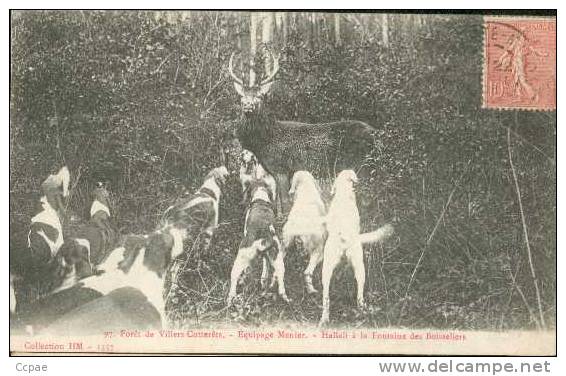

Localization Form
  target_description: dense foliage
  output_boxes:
[10,11,555,330]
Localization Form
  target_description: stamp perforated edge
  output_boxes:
[481,15,556,111]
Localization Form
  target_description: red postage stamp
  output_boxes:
[483,17,556,110]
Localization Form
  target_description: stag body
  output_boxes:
[230,49,377,212]
[238,113,375,177]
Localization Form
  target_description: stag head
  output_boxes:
[229,46,280,114]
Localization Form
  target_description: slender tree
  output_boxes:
[334,13,341,46]
[249,12,258,86]
[261,12,274,77]
[382,13,389,47]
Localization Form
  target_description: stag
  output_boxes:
[228,46,379,213]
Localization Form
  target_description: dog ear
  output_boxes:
[143,233,174,279]
[350,172,359,184]
[216,166,229,186]
[209,169,225,187]
[162,232,174,250]
[118,237,146,273]
[57,241,74,268]
[57,166,70,198]
[218,172,227,186]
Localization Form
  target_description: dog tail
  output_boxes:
[358,224,394,244]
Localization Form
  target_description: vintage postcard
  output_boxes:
[9,10,556,355]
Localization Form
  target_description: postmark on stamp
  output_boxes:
[483,17,556,110]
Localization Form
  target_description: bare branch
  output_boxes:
[397,159,470,325]
[507,126,547,330]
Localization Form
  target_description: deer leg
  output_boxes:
[275,173,291,218]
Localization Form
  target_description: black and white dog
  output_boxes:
[162,166,229,250]
[19,228,186,335]
[55,182,119,291]
[27,166,70,271]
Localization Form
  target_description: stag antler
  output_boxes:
[259,46,280,86]
[228,52,244,86]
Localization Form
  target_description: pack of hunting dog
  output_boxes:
[9,11,555,335]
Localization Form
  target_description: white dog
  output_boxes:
[280,171,327,295]
[319,170,394,326]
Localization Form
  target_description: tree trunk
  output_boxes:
[334,13,341,46]
[250,12,258,86]
[274,12,282,39]
[262,12,274,78]
[311,13,319,46]
[414,13,422,28]
[281,12,288,42]
[262,12,273,44]
[381,13,389,47]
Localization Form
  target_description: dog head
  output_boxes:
[289,171,317,197]
[144,231,175,279]
[205,166,230,188]
[54,238,89,280]
[240,149,258,174]
[42,166,70,196]
[245,177,276,204]
[93,182,111,203]
[117,229,184,279]
[40,166,70,214]
[331,170,358,197]
[56,242,80,270]
[239,150,257,194]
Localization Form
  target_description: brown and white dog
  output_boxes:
[227,175,282,304]
[319,170,394,326]
[162,166,229,250]
[281,171,327,295]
